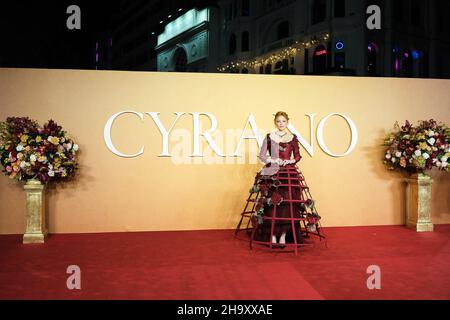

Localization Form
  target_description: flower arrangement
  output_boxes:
[0,117,79,184]
[383,119,450,173]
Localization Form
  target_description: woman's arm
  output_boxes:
[259,135,272,164]
[292,135,302,163]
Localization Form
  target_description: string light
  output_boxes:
[217,33,330,72]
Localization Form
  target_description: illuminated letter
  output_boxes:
[317,113,358,157]
[233,114,262,157]
[104,111,145,158]
[190,112,224,157]
[146,112,185,157]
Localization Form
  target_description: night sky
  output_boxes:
[0,2,117,69]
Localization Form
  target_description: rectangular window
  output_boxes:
[312,0,327,24]
[225,4,232,21]
[411,0,422,27]
[334,0,345,18]
[393,0,406,23]
[242,0,250,16]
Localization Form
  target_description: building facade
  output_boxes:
[96,0,450,78]
[214,0,450,78]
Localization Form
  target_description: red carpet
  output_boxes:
[0,225,449,300]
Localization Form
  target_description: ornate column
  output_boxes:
[23,179,48,243]
[405,173,434,232]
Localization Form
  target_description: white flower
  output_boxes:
[391,157,396,163]
[395,151,401,158]
[48,170,55,177]
[65,142,72,150]
[427,137,435,145]
[441,156,448,163]
[73,144,79,151]
[422,153,430,160]
[436,161,441,167]
[16,145,24,152]
[428,130,435,137]
[385,153,391,160]
[48,164,53,170]
[414,150,421,157]
[442,162,448,168]
[30,154,37,162]
[432,158,437,164]
[20,161,27,169]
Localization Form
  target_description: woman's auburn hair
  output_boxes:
[274,111,289,122]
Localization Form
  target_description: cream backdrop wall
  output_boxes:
[0,68,449,234]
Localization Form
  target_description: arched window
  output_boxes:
[173,47,188,72]
[313,45,328,74]
[274,61,283,74]
[241,31,249,52]
[401,50,413,77]
[335,52,345,69]
[241,68,249,74]
[277,21,290,40]
[229,33,237,55]
[367,42,378,75]
[312,0,327,24]
[412,50,427,77]
[274,59,289,74]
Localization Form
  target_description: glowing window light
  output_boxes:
[314,49,327,56]
[412,50,420,60]
[157,8,210,45]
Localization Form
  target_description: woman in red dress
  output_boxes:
[254,111,311,248]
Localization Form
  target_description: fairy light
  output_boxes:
[217,33,331,72]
